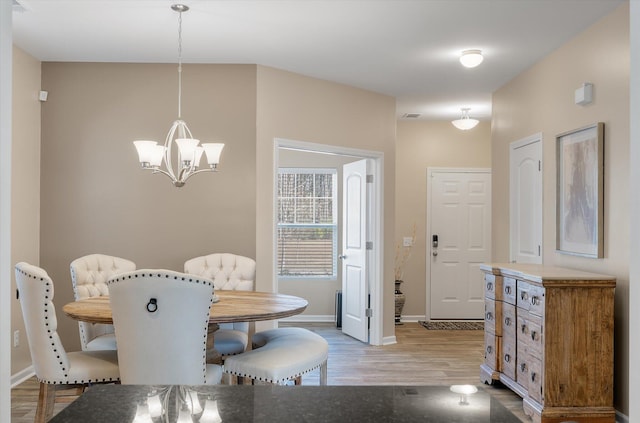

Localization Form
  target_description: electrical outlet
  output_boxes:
[403,237,413,247]
[13,330,19,348]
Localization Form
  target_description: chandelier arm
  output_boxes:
[181,168,217,184]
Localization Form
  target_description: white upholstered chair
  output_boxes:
[184,253,256,357]
[15,262,120,423]
[224,327,329,385]
[70,254,136,351]
[107,269,222,385]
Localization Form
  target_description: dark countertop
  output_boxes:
[50,384,522,422]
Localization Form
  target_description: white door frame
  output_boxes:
[425,167,491,322]
[273,138,384,346]
[509,133,543,264]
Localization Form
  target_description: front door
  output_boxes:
[428,168,491,320]
[341,159,369,342]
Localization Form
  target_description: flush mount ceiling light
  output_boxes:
[459,49,484,68]
[133,4,225,188]
[451,108,479,130]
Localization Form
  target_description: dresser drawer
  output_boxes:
[517,280,532,311]
[528,285,545,316]
[528,357,544,404]
[484,330,500,371]
[516,343,530,391]
[484,274,496,300]
[502,303,516,339]
[503,277,517,305]
[484,298,501,335]
[502,333,516,380]
[527,314,543,357]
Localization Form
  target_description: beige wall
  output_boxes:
[11,46,41,374]
[255,66,397,338]
[395,120,492,318]
[492,3,629,414]
[39,63,258,351]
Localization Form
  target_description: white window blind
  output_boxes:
[277,169,337,278]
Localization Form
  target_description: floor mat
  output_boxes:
[419,320,484,330]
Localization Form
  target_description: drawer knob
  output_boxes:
[531,372,537,382]
[521,324,528,334]
[486,346,493,354]
[486,311,493,321]
[504,354,511,363]
[520,363,527,372]
[531,296,540,306]
[504,317,512,326]
[504,286,512,295]
[486,282,493,291]
[521,291,529,301]
[531,331,538,341]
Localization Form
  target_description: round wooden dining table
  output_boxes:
[63,290,308,364]
[63,290,308,325]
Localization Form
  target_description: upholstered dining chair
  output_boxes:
[107,269,222,385]
[70,253,136,351]
[15,262,120,423]
[184,253,257,358]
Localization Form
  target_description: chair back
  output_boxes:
[70,254,136,350]
[184,253,255,332]
[107,269,215,385]
[15,262,70,382]
[184,253,255,291]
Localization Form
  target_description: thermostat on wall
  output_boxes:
[575,83,593,106]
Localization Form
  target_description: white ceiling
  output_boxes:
[11,0,625,121]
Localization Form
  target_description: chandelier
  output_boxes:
[133,4,224,188]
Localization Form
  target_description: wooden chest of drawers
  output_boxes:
[479,263,616,423]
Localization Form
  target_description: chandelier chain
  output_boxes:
[177,8,183,119]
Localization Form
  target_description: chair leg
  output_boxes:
[35,382,56,423]
[319,361,328,386]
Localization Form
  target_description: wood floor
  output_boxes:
[10,322,529,422]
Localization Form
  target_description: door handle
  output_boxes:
[432,251,438,256]
[338,255,347,260]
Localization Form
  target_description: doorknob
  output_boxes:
[339,255,347,260]
[432,251,438,256]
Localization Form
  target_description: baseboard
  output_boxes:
[11,365,34,388]
[398,315,425,323]
[616,410,628,423]
[280,314,335,323]
[382,335,397,345]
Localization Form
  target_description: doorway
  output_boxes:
[274,139,384,346]
[509,134,543,264]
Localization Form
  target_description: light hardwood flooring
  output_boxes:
[11,322,529,422]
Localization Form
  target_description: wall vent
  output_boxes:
[402,113,421,119]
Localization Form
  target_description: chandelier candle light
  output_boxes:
[133,4,224,188]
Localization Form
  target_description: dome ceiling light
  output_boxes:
[459,49,484,68]
[451,108,479,130]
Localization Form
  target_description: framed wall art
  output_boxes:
[556,122,604,258]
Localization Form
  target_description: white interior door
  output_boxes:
[510,135,543,264]
[428,169,491,320]
[341,159,368,342]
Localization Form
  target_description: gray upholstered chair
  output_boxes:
[107,269,222,385]
[184,253,256,357]
[15,262,120,423]
[70,253,136,351]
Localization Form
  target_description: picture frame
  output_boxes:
[556,122,604,258]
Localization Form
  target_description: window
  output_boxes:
[277,168,337,279]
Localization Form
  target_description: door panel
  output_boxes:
[429,169,491,320]
[341,159,368,342]
[510,136,542,264]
